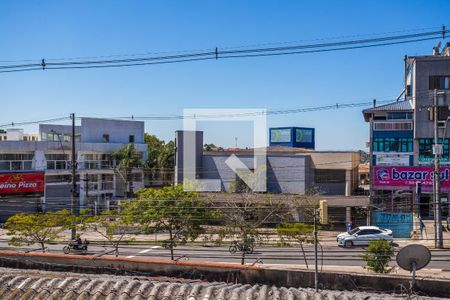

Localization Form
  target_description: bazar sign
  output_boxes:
[374,166,450,187]
[0,173,45,194]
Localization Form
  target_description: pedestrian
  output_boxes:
[419,215,427,240]
[346,221,352,232]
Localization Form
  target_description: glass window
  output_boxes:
[429,75,450,90]
[420,138,450,159]
[373,137,413,152]
[129,135,135,143]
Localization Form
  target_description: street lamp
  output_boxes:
[432,90,447,249]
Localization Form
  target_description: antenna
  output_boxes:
[396,244,431,294]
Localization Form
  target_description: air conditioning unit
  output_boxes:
[438,121,446,128]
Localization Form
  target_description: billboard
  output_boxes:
[373,166,450,187]
[0,172,45,194]
[295,128,313,143]
[375,153,410,166]
[270,128,291,143]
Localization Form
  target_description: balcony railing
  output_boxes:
[46,160,70,170]
[373,121,413,131]
[80,160,115,170]
[0,160,33,171]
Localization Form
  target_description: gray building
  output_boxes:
[0,118,147,221]
[175,130,364,226]
[363,44,450,218]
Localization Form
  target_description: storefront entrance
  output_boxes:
[419,193,449,219]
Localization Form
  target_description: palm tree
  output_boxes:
[113,144,142,197]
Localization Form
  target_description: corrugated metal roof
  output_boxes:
[363,100,413,113]
[0,268,417,300]
[362,100,413,121]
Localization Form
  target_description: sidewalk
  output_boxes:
[0,227,442,248]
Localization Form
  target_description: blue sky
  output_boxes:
[1,1,449,150]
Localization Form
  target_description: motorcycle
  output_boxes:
[63,240,89,254]
[229,239,254,254]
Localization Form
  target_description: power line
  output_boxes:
[0,27,447,74]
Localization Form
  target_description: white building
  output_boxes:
[0,118,147,221]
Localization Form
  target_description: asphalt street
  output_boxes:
[0,240,449,269]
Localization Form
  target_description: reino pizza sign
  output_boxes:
[0,173,45,194]
[374,166,450,187]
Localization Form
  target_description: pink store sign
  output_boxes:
[374,166,450,187]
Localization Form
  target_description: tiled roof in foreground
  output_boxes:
[0,267,431,300]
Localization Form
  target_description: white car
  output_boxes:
[337,226,393,248]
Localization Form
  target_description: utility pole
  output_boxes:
[433,90,444,249]
[70,113,77,240]
[313,208,318,292]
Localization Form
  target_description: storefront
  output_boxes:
[373,166,450,218]
[0,172,45,222]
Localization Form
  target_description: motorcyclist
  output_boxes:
[72,234,82,249]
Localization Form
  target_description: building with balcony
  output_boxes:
[363,43,450,219]
[0,118,147,222]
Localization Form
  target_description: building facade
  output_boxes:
[0,118,147,222]
[363,44,450,219]
[175,130,365,226]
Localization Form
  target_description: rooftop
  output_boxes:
[0,267,414,300]
[362,100,413,122]
[205,146,358,155]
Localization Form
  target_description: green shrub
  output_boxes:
[362,239,394,273]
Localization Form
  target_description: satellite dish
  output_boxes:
[396,244,431,271]
[396,244,431,293]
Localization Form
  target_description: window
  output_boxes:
[102,134,109,142]
[314,169,346,183]
[129,135,135,143]
[373,137,413,152]
[387,112,412,120]
[406,84,412,96]
[429,75,450,90]
[0,153,34,160]
[419,138,450,160]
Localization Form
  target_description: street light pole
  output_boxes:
[433,90,444,249]
[313,208,318,292]
[70,113,77,240]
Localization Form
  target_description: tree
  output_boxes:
[80,209,132,257]
[362,239,394,273]
[144,133,175,186]
[219,192,285,265]
[203,143,217,151]
[113,144,143,197]
[157,140,175,183]
[276,222,315,268]
[5,210,71,252]
[125,185,213,260]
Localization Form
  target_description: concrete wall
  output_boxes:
[80,118,144,144]
[0,251,448,297]
[200,154,308,193]
[175,131,204,185]
[413,58,450,139]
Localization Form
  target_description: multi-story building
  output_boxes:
[363,43,450,220]
[0,118,147,222]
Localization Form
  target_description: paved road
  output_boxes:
[0,240,449,269]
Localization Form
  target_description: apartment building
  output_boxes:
[0,118,147,222]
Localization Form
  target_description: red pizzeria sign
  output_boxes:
[0,172,45,194]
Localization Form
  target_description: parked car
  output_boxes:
[337,226,393,248]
